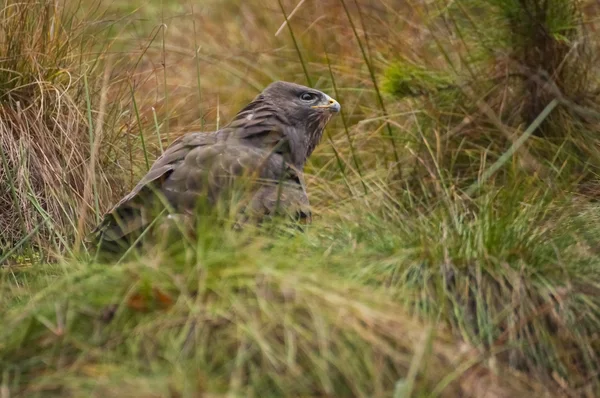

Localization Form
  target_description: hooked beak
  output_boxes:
[312,96,341,113]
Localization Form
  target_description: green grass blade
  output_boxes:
[129,81,150,171]
[466,99,559,196]
[338,0,400,171]
[83,72,100,223]
[324,47,366,195]
[277,0,312,87]
[152,107,164,154]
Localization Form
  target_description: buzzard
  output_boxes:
[89,81,340,252]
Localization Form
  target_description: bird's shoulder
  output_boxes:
[103,131,220,212]
[169,135,292,183]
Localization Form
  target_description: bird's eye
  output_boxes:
[299,92,317,102]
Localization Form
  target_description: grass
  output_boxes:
[2,0,600,396]
[0,214,563,397]
[0,0,128,257]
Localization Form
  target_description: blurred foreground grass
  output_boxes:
[2,0,600,396]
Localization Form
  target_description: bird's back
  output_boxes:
[88,128,307,253]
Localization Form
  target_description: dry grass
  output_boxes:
[0,0,129,259]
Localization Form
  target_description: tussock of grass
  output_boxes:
[383,0,600,190]
[1,226,554,397]
[0,0,126,257]
[311,181,600,394]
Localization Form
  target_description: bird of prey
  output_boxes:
[89,81,340,252]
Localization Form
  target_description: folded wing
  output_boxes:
[88,127,309,249]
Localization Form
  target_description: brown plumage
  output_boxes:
[89,81,340,252]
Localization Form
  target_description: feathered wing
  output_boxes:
[89,121,310,249]
[88,132,218,247]
[159,124,310,221]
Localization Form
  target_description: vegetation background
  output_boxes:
[1,0,600,396]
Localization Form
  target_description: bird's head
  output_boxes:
[229,81,340,166]
[261,80,341,116]
[259,81,340,159]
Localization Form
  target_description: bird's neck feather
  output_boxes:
[227,98,320,168]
